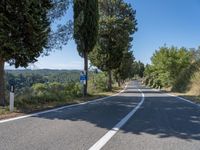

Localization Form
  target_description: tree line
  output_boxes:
[144,45,200,93]
[74,0,138,95]
[0,0,143,106]
[0,0,73,105]
[5,70,80,92]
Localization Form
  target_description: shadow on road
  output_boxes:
[33,89,200,142]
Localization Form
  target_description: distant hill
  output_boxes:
[5,69,81,75]
[5,70,83,91]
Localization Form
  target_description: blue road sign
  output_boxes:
[80,75,87,81]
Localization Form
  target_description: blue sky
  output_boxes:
[6,0,200,69]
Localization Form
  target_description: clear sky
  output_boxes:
[5,0,200,69]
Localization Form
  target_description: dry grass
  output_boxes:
[0,84,124,120]
[169,68,200,104]
[0,107,10,115]
[188,69,200,96]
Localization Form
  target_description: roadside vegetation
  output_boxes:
[0,60,144,117]
[144,46,200,103]
[0,70,126,117]
[0,0,144,118]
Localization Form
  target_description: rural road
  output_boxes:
[0,81,199,150]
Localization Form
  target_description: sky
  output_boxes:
[5,0,200,70]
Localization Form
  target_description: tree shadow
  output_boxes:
[120,95,200,141]
[122,90,163,94]
[32,89,200,142]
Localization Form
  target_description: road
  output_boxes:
[0,81,199,150]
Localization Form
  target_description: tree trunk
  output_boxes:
[0,56,5,106]
[108,70,112,91]
[83,51,88,96]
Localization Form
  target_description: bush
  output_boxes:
[172,62,199,92]
[14,82,82,109]
[88,72,108,93]
[32,83,47,96]
[64,82,82,97]
[144,46,192,89]
[189,68,200,95]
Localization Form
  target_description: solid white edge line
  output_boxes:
[0,83,129,124]
[166,93,200,107]
[88,88,145,150]
[152,88,200,107]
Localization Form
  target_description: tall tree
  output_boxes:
[131,61,145,78]
[89,0,137,90]
[73,0,99,96]
[113,50,135,87]
[0,0,52,105]
[144,46,192,88]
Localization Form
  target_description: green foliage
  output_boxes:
[4,69,113,110]
[0,0,53,105]
[32,83,47,94]
[15,82,82,108]
[113,51,135,84]
[172,46,200,92]
[89,0,137,71]
[0,0,52,67]
[131,61,145,78]
[73,0,99,95]
[144,46,192,88]
[190,46,200,62]
[89,0,137,90]
[5,69,81,93]
[73,0,99,57]
[190,68,200,95]
[49,0,71,21]
[0,0,72,105]
[88,72,108,92]
[172,61,200,92]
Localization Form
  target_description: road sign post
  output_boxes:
[80,75,86,84]
[80,71,87,96]
[80,71,87,84]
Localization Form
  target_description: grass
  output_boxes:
[0,85,124,120]
[0,106,10,115]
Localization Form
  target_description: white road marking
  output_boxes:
[0,84,129,124]
[166,93,200,107]
[152,88,200,107]
[88,88,145,150]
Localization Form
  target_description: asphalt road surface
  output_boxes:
[0,81,199,150]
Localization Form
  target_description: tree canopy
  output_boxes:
[89,0,137,90]
[113,50,135,86]
[0,0,54,105]
[0,0,52,67]
[73,0,99,95]
[144,46,192,88]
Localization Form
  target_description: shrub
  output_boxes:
[64,82,82,97]
[189,68,200,95]
[172,62,199,92]
[144,46,192,89]
[14,82,82,109]
[88,72,108,93]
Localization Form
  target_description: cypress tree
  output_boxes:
[89,0,137,90]
[0,0,52,105]
[73,0,99,96]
